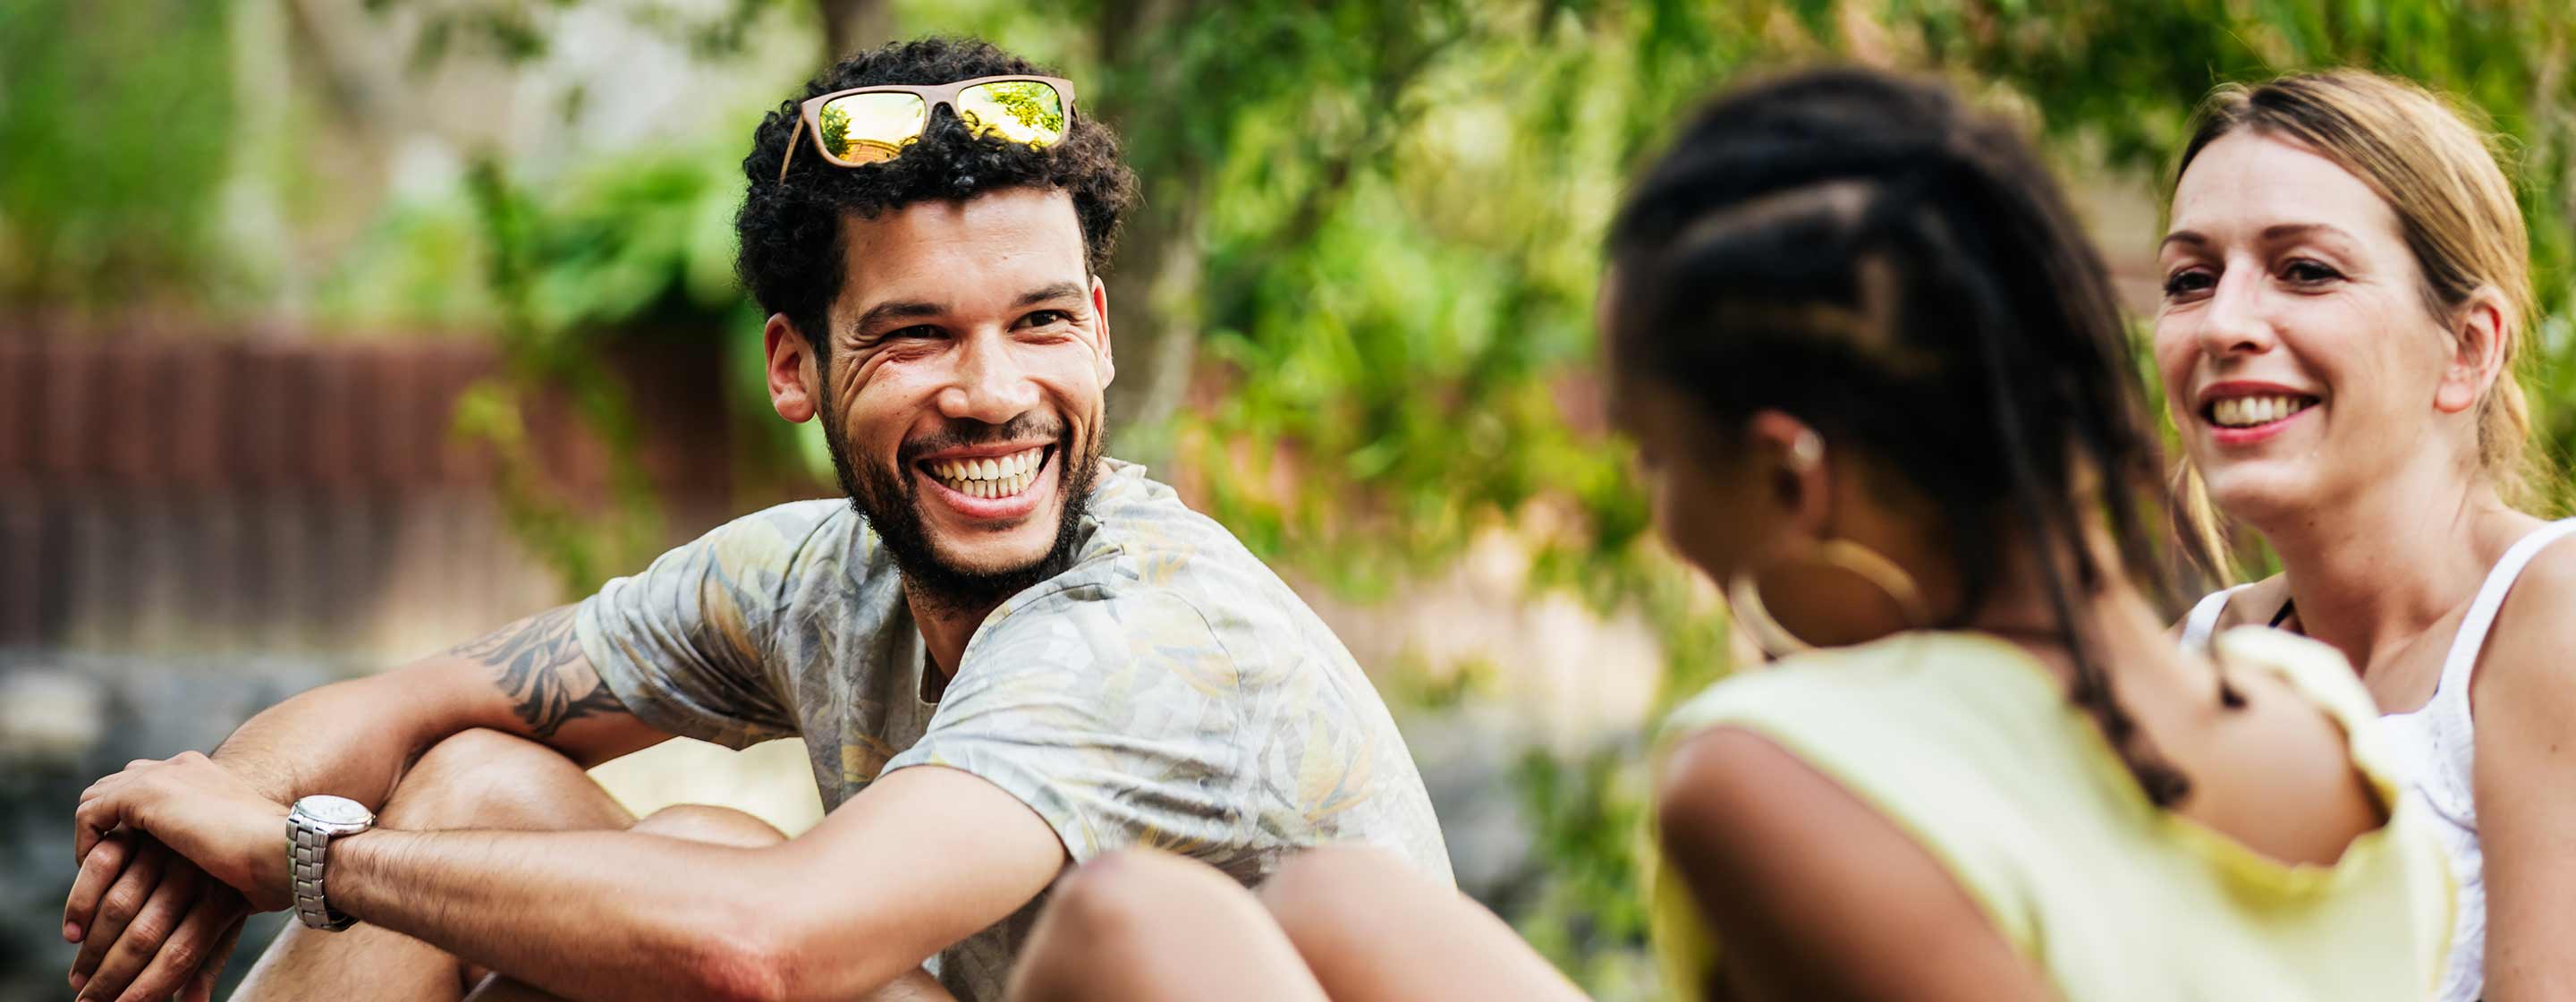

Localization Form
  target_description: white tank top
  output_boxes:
[2181,518,2576,1002]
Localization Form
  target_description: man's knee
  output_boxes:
[378,728,629,832]
[1255,845,1414,937]
[628,804,788,848]
[1042,850,1245,953]
[1013,851,1220,1000]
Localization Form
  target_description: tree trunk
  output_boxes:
[1101,177,1205,463]
[1096,0,1206,464]
[816,0,891,64]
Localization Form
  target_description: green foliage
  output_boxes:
[320,142,779,598]
[1162,2,1747,602]
[1509,743,1662,1000]
[374,0,797,68]
[0,0,241,310]
[450,158,674,599]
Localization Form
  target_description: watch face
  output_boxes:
[295,795,373,827]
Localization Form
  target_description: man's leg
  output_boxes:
[1255,846,1588,1002]
[230,729,636,1002]
[1005,850,1329,1002]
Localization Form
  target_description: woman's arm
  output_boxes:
[1657,726,2054,1002]
[2470,544,2576,999]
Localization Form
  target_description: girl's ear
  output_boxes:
[1745,409,1832,539]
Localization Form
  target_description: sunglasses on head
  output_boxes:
[776,74,1079,182]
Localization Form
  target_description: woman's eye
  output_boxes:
[2162,269,2215,297]
[2282,259,2343,284]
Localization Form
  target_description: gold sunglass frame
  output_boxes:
[775,74,1080,183]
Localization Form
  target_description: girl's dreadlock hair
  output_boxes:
[1607,68,2223,807]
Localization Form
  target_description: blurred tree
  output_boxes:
[819,0,891,63]
[0,0,241,312]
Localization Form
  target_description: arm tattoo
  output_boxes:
[450,607,628,739]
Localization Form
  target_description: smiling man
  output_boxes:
[60,38,1448,1002]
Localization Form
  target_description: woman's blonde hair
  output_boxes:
[2173,69,2549,572]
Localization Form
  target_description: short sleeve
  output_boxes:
[576,504,835,749]
[881,584,1250,865]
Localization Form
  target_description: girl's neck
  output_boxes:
[1956,522,2178,674]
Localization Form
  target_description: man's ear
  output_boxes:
[1089,274,1115,388]
[764,313,819,424]
[2436,285,2511,415]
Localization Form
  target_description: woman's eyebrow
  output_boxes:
[2258,221,2362,246]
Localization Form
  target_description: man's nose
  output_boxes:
[936,332,1040,424]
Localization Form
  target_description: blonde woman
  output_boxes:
[2164,69,2575,1000]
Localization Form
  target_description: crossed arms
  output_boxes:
[64,607,1067,1002]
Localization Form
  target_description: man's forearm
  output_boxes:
[331,828,882,1002]
[209,673,461,807]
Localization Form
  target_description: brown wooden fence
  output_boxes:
[0,330,770,658]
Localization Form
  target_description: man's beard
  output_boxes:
[819,403,1101,616]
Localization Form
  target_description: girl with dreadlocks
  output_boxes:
[2162,70,2576,1002]
[1000,67,2453,1002]
[1621,67,2447,1002]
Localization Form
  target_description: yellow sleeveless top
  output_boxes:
[1648,628,2453,1001]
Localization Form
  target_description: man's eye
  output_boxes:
[1022,310,1072,327]
[886,325,945,340]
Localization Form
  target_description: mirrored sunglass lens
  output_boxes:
[957,81,1068,146]
[818,92,928,165]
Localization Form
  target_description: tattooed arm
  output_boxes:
[203,605,670,806]
[441,607,640,743]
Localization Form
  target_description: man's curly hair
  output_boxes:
[734,37,1138,361]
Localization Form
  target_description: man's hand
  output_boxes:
[50,603,674,1002]
[74,752,294,912]
[63,832,251,1002]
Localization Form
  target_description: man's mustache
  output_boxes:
[894,415,1068,468]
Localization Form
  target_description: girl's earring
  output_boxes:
[1787,429,1823,473]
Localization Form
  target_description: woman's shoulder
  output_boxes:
[2470,527,2576,711]
[2487,524,2576,641]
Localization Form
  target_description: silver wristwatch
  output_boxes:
[286,794,376,931]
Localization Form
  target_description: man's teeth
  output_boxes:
[2210,395,2314,429]
[927,446,1046,498]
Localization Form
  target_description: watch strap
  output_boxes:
[288,817,359,930]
